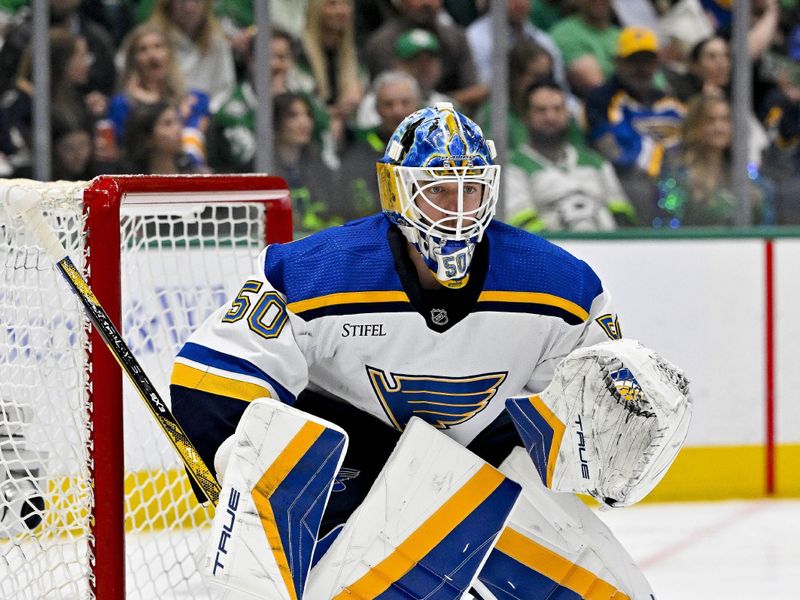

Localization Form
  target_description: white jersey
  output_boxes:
[170,215,622,468]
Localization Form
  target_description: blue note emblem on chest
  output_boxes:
[366,366,508,430]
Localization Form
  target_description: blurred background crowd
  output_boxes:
[1,0,800,233]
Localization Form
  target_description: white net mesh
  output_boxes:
[1,181,93,600]
[0,178,276,599]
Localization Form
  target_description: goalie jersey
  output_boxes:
[170,214,621,482]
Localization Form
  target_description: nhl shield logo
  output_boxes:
[431,308,449,326]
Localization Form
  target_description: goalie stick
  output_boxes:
[2,180,221,505]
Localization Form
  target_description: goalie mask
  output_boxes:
[377,103,500,288]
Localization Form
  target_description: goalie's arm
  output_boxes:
[468,268,623,470]
[170,249,310,498]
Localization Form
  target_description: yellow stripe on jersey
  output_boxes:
[252,421,326,600]
[287,290,410,314]
[170,363,272,402]
[477,291,589,322]
[646,142,665,178]
[333,464,504,598]
[652,97,686,115]
[528,394,566,488]
[607,90,627,124]
[495,527,631,600]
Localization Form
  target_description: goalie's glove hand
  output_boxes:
[507,338,692,508]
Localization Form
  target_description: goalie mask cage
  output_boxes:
[0,175,292,599]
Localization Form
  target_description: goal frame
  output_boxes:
[80,174,291,599]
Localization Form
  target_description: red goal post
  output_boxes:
[0,174,292,599]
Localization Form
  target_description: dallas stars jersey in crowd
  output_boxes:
[169,214,622,483]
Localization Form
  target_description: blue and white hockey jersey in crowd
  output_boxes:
[169,214,622,485]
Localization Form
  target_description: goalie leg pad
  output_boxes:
[507,338,691,507]
[476,447,655,600]
[203,397,348,600]
[305,417,522,600]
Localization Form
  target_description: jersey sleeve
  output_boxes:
[169,246,309,492]
[526,283,622,394]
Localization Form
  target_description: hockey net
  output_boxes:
[0,175,292,599]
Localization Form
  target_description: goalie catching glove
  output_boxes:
[506,338,691,508]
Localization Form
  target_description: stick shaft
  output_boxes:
[7,184,223,503]
[55,256,220,504]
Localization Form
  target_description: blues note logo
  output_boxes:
[367,366,507,430]
[609,367,643,403]
[332,468,360,492]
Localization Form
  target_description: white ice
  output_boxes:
[595,498,800,600]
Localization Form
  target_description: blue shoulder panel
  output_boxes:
[264,217,603,324]
[482,222,604,319]
[264,215,404,300]
[264,216,415,320]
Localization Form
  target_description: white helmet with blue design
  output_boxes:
[377,102,500,289]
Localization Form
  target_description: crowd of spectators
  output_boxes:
[1,0,800,232]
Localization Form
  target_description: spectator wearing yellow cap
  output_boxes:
[584,26,686,224]
[613,26,662,99]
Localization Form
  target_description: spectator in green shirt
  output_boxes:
[548,0,620,97]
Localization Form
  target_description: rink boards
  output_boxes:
[559,236,800,499]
